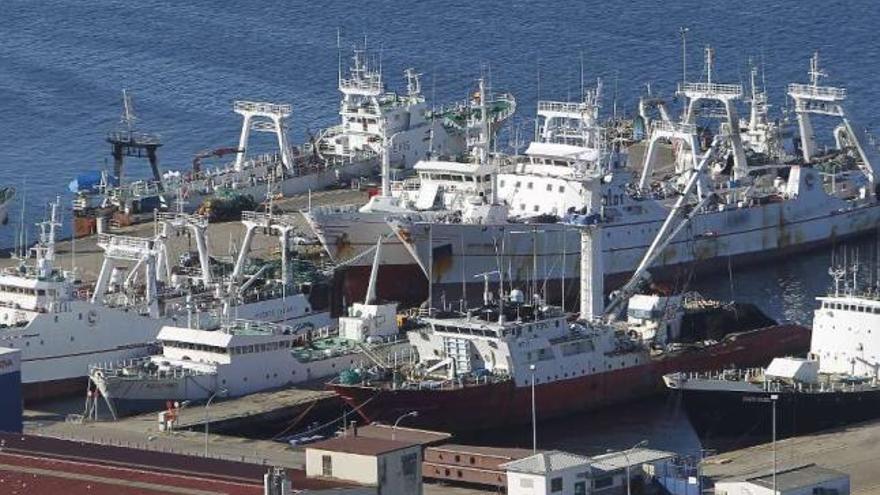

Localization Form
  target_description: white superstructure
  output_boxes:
[0,202,330,397]
[89,318,406,418]
[390,51,880,306]
[79,46,471,216]
[0,201,162,392]
[810,268,880,377]
[90,237,409,417]
[303,78,515,268]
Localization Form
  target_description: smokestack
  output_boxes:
[580,226,604,320]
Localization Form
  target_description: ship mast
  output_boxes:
[34,197,61,279]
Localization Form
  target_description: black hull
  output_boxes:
[678,387,880,445]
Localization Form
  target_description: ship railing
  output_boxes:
[677,82,743,98]
[240,210,272,224]
[233,100,292,116]
[339,77,384,95]
[106,130,162,146]
[306,204,361,216]
[96,233,154,251]
[405,371,503,391]
[680,367,765,382]
[787,83,847,101]
[155,211,209,227]
[650,120,697,136]
[537,100,590,115]
[89,357,213,381]
[390,178,421,191]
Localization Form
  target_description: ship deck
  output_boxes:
[0,187,370,283]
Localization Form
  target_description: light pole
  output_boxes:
[204,387,228,457]
[392,411,419,440]
[530,364,537,453]
[623,439,648,495]
[771,393,779,495]
[680,26,689,84]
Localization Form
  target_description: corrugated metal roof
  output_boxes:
[500,450,591,474]
[589,448,676,472]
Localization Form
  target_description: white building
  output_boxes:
[305,435,423,495]
[503,450,593,495]
[502,448,676,495]
[714,464,849,495]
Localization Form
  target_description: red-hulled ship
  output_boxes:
[330,290,811,432]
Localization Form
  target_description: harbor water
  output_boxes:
[4,0,880,455]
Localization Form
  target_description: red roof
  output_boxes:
[0,451,262,495]
[0,433,358,493]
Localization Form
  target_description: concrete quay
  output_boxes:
[702,418,880,495]
[23,390,341,469]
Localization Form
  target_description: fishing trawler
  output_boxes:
[328,226,811,431]
[664,263,880,443]
[89,237,409,417]
[72,47,508,223]
[302,77,515,286]
[0,202,330,401]
[351,51,880,306]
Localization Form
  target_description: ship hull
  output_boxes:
[93,339,411,417]
[23,376,90,403]
[8,296,329,403]
[328,223,879,309]
[168,159,380,213]
[318,198,880,306]
[330,324,811,432]
[673,386,880,443]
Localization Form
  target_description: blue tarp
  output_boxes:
[68,171,111,193]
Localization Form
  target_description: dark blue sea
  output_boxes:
[4,0,879,455]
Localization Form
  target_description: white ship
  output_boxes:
[386,51,880,306]
[0,202,330,401]
[302,78,516,299]
[664,263,880,441]
[76,47,493,217]
[89,237,409,418]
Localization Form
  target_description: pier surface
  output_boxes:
[25,388,338,469]
[0,187,368,281]
[702,418,880,494]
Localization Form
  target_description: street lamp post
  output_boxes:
[392,411,419,440]
[530,364,537,453]
[204,387,228,457]
[623,440,648,495]
[680,26,689,84]
[771,393,779,495]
